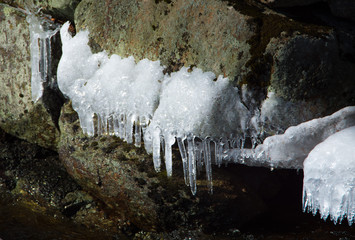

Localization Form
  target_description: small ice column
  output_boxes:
[187,136,197,195]
[26,13,60,102]
[203,138,213,194]
[303,126,355,225]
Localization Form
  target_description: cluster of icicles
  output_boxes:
[54,22,259,195]
[25,8,61,102]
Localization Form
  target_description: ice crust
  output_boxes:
[57,23,254,194]
[26,12,60,102]
[226,106,355,169]
[303,126,355,225]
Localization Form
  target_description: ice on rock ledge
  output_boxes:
[226,106,355,170]
[58,22,163,141]
[144,67,249,193]
[26,11,60,102]
[303,126,355,225]
[57,22,253,195]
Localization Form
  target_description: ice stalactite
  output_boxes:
[57,22,258,195]
[26,11,60,102]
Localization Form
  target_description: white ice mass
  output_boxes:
[226,106,355,169]
[26,11,60,102]
[303,126,355,225]
[57,22,254,194]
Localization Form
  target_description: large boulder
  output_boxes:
[0,4,60,150]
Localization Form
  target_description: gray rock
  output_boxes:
[0,4,60,150]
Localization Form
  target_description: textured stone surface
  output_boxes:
[0,4,60,149]
[59,102,308,232]
[0,0,81,21]
[74,0,255,83]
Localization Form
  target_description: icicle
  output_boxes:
[134,116,142,148]
[113,115,119,136]
[187,135,197,195]
[203,138,213,194]
[118,114,125,139]
[177,137,189,186]
[152,127,161,172]
[164,134,176,177]
[195,140,204,174]
[27,13,60,102]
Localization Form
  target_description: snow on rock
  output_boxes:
[303,126,355,225]
[227,106,355,169]
[26,11,60,102]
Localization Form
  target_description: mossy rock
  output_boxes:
[0,4,60,150]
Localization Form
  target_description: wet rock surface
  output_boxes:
[0,127,129,239]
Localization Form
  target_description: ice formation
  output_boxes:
[26,10,60,102]
[303,126,355,225]
[57,22,255,194]
[226,106,355,169]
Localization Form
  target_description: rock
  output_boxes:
[257,0,322,7]
[0,4,61,150]
[328,0,355,22]
[74,0,355,127]
[74,0,255,83]
[0,0,81,21]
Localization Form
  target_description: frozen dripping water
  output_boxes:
[26,11,60,102]
[303,126,355,225]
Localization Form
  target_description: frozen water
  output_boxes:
[226,106,355,169]
[303,126,355,225]
[57,23,255,194]
[26,11,60,102]
[58,22,163,139]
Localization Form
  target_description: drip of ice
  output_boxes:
[303,126,355,225]
[26,11,60,102]
[57,22,256,195]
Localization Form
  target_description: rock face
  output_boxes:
[0,0,81,21]
[0,4,60,150]
[74,0,255,84]
[58,101,311,232]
